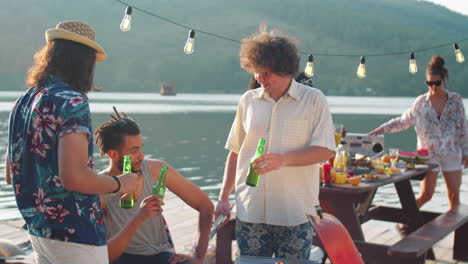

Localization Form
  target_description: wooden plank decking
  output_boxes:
[1,192,467,264]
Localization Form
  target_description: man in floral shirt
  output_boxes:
[5,21,138,264]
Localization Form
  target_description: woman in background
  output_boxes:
[368,55,468,211]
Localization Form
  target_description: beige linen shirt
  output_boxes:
[225,80,336,226]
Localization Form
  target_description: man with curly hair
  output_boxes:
[215,26,336,259]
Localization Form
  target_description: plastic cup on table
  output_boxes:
[389,148,399,168]
[333,124,345,146]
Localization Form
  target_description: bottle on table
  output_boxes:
[333,144,345,170]
[246,138,266,187]
[342,142,351,171]
[152,165,168,201]
[120,155,134,208]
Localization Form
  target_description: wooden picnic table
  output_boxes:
[319,165,435,241]
[318,164,468,263]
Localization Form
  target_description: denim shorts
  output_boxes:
[235,218,314,260]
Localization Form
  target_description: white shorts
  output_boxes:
[30,235,108,264]
[428,153,463,172]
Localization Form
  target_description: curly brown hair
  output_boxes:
[240,25,300,77]
[426,55,449,81]
[26,39,96,93]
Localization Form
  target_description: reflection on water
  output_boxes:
[0,93,467,221]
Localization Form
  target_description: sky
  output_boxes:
[423,0,468,16]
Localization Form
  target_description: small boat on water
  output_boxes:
[160,82,176,96]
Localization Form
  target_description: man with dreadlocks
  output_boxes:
[95,107,213,264]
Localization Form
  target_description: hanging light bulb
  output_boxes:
[120,6,132,32]
[304,54,314,77]
[454,43,465,63]
[184,30,195,54]
[409,52,418,74]
[357,56,366,79]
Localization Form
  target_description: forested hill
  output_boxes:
[1,0,467,96]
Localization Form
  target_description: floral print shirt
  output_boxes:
[378,91,468,158]
[7,76,106,246]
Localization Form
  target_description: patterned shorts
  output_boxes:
[235,218,314,260]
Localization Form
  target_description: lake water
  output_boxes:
[1,92,467,221]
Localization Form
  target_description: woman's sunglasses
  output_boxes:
[426,80,442,86]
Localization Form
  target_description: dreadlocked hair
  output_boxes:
[95,106,141,156]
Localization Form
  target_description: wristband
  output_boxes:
[110,175,121,194]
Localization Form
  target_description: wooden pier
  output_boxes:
[1,191,467,263]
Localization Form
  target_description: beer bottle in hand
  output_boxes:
[152,165,168,201]
[120,155,134,208]
[246,138,266,187]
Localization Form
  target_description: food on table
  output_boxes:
[362,173,389,180]
[416,148,429,161]
[398,151,417,162]
[381,154,391,163]
[399,148,429,163]
[347,175,362,186]
[335,171,348,184]
[371,159,388,171]
[330,168,337,183]
[389,167,402,173]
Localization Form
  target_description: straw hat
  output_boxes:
[45,21,107,62]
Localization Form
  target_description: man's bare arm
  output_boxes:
[105,195,164,263]
[254,145,334,175]
[214,151,238,223]
[162,163,214,261]
[58,133,137,195]
[218,151,238,203]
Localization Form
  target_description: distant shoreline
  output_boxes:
[0,92,468,116]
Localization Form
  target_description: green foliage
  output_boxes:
[1,0,467,96]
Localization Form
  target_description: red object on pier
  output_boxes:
[308,213,364,264]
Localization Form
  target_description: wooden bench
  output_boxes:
[387,204,468,263]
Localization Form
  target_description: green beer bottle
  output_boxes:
[120,155,134,208]
[246,138,266,187]
[152,165,168,201]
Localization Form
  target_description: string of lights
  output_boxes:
[115,0,466,78]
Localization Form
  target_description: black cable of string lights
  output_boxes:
[115,0,468,58]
